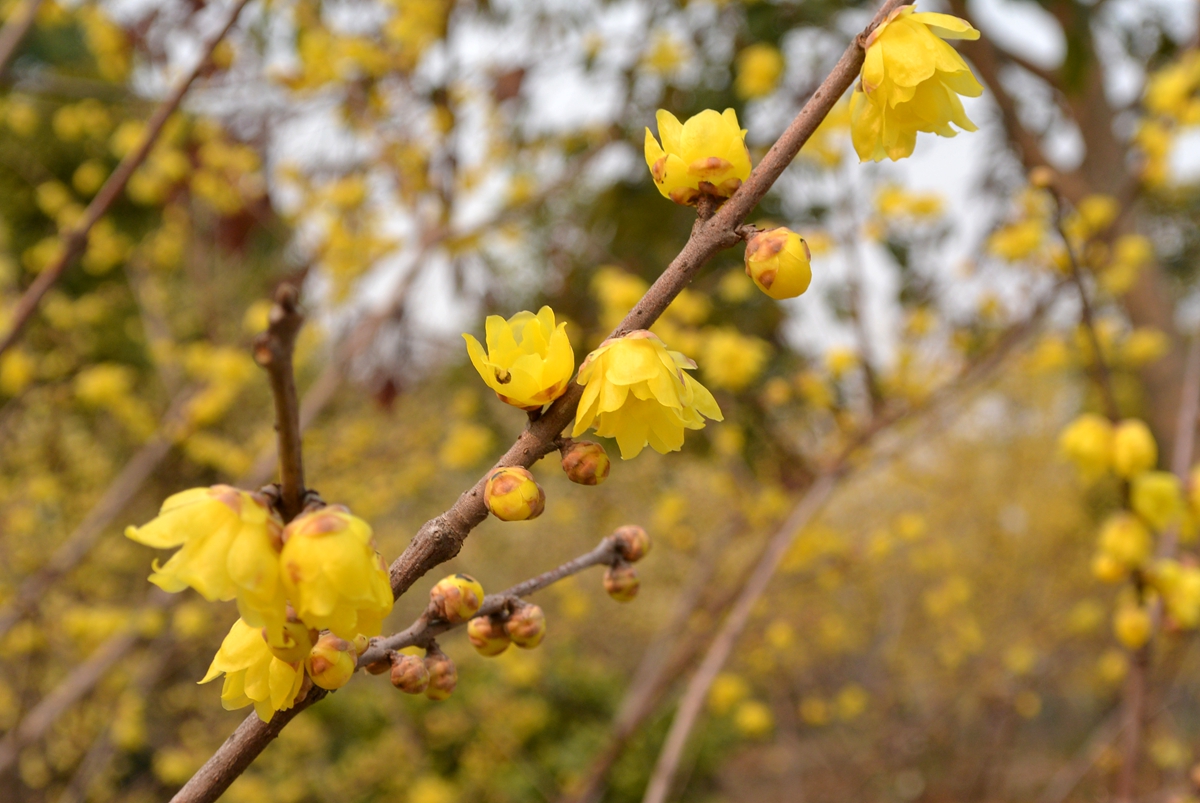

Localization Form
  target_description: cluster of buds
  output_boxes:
[604,525,652,603]
[386,644,457,700]
[467,600,547,657]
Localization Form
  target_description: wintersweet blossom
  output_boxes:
[280,506,394,640]
[850,6,983,162]
[464,306,574,411]
[644,109,751,205]
[125,486,287,642]
[200,618,306,723]
[573,330,722,459]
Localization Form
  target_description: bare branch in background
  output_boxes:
[0,0,253,359]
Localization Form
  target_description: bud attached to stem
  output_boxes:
[467,615,511,657]
[429,573,485,623]
[560,440,611,486]
[484,467,546,521]
[390,652,431,694]
[612,525,651,563]
[306,633,356,691]
[504,603,546,649]
[604,562,640,602]
[424,644,458,701]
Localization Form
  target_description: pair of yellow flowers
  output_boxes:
[126,489,393,721]
[465,308,722,460]
[643,5,983,178]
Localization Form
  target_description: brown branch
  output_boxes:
[0,0,252,359]
[0,0,44,79]
[252,283,307,521]
[171,534,627,803]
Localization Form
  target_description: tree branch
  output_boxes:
[0,0,44,79]
[0,0,252,359]
[252,282,307,521]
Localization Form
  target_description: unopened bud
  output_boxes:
[467,615,510,657]
[560,441,611,486]
[744,227,812,300]
[424,646,457,701]
[504,603,546,649]
[429,573,485,623]
[484,467,546,522]
[613,525,651,563]
[389,652,430,694]
[266,616,317,664]
[604,562,640,602]
[352,633,371,655]
[306,634,356,691]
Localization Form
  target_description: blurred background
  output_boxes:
[2,0,1200,801]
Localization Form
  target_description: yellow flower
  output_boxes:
[700,327,771,391]
[1058,413,1113,479]
[280,506,394,639]
[735,44,785,99]
[644,109,752,206]
[125,486,287,642]
[199,619,305,723]
[573,330,723,459]
[1132,471,1184,531]
[1112,419,1157,478]
[463,307,574,411]
[850,6,983,162]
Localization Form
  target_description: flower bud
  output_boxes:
[306,634,356,691]
[560,441,611,486]
[352,633,370,655]
[604,562,640,602]
[429,573,485,623]
[467,615,510,657]
[504,603,546,649]
[484,467,546,522]
[744,228,812,300]
[613,525,651,563]
[1114,604,1152,650]
[424,646,457,701]
[1113,419,1157,478]
[266,616,317,664]
[389,652,430,694]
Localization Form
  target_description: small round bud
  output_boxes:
[604,562,640,602]
[429,573,485,623]
[306,634,356,691]
[352,634,371,656]
[484,467,546,522]
[266,617,317,664]
[1114,604,1152,650]
[504,603,546,649]
[389,652,430,694]
[744,227,812,300]
[613,525,651,563]
[560,441,611,486]
[424,646,457,701]
[467,615,511,657]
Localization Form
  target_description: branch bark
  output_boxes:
[0,0,252,359]
[0,0,44,79]
[252,282,307,521]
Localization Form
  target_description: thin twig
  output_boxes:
[252,283,307,521]
[171,534,626,803]
[0,0,44,78]
[0,0,252,359]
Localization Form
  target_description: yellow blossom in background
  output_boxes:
[642,31,689,76]
[439,421,494,469]
[988,219,1045,262]
[1097,513,1152,569]
[199,619,305,723]
[125,486,288,642]
[733,699,774,737]
[700,327,770,391]
[801,100,850,166]
[573,330,722,459]
[1058,413,1113,479]
[280,506,393,639]
[1112,419,1157,478]
[464,306,574,411]
[735,44,785,99]
[644,108,751,205]
[850,7,982,162]
[1132,471,1184,531]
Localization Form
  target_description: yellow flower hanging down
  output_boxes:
[644,109,752,206]
[125,486,287,642]
[464,306,574,411]
[200,619,306,723]
[573,330,723,459]
[280,506,394,640]
[850,6,983,162]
